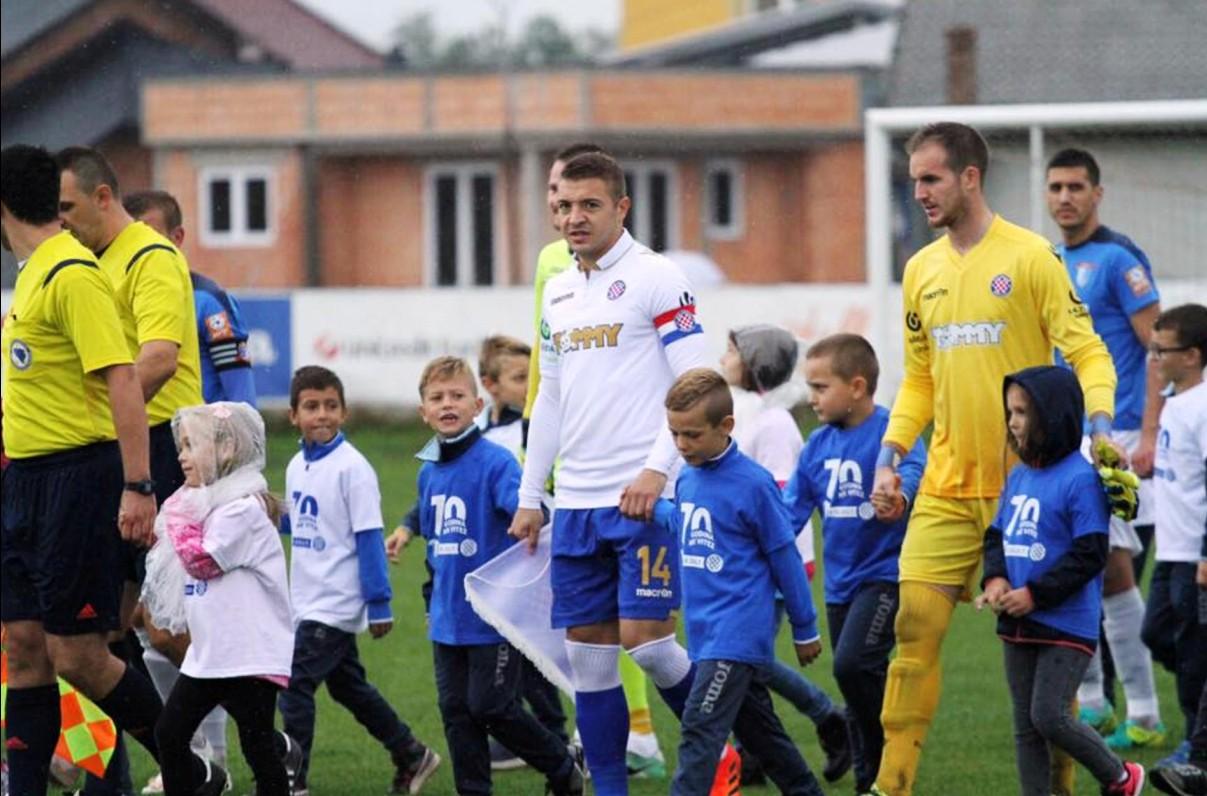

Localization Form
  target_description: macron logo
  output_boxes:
[932,321,1006,351]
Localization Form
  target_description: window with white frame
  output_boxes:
[704,159,744,240]
[426,163,499,287]
[199,167,274,247]
[622,161,678,252]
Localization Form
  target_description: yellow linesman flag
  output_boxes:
[1,643,117,777]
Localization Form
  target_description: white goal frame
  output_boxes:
[864,99,1207,378]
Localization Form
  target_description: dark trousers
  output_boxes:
[827,580,899,791]
[1194,679,1207,765]
[1003,642,1124,794]
[671,660,823,796]
[155,674,286,796]
[433,641,571,795]
[521,660,569,743]
[1141,561,1207,740]
[279,620,415,785]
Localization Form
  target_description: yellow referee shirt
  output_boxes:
[523,239,574,418]
[2,231,132,458]
[883,215,1116,499]
[98,221,202,425]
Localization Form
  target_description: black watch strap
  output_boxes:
[124,479,157,496]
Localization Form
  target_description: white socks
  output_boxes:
[626,634,692,690]
[565,641,622,692]
[1102,587,1160,721]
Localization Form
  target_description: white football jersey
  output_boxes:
[1153,380,1207,562]
[285,437,385,632]
[521,230,709,508]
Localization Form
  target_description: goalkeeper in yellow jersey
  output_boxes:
[522,142,670,780]
[868,122,1121,796]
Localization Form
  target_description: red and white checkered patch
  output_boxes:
[606,280,626,300]
[990,274,1013,297]
[674,308,696,331]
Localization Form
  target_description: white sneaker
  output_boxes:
[141,772,165,794]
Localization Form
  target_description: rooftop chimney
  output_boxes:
[945,26,977,105]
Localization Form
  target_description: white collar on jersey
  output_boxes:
[577,229,636,272]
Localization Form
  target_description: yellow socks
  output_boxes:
[619,652,654,734]
[877,581,956,796]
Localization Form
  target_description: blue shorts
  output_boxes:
[550,507,680,629]
[1,440,125,635]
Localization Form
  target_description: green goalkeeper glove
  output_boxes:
[1094,438,1140,522]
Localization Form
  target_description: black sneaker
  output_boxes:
[817,708,853,783]
[391,746,441,795]
[1150,761,1207,796]
[546,757,586,796]
[489,737,526,771]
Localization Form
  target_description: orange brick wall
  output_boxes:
[157,149,307,288]
[98,128,152,196]
[317,157,424,286]
[800,141,865,282]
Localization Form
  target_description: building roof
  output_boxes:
[1,0,382,68]
[890,0,1207,106]
[606,1,900,67]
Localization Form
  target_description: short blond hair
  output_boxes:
[418,356,477,399]
[665,368,733,426]
[478,335,531,380]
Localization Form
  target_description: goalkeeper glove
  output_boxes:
[1094,438,1140,522]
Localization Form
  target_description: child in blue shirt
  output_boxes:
[656,368,825,796]
[785,333,926,794]
[415,356,583,796]
[978,365,1144,796]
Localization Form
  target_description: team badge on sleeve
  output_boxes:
[1124,266,1153,297]
[655,303,702,346]
[205,311,235,342]
[990,274,1013,297]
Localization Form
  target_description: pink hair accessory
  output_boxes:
[210,404,233,419]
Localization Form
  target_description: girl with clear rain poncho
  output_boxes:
[142,402,295,796]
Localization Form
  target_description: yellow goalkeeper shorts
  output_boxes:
[898,493,999,599]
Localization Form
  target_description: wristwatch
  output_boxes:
[124,479,157,496]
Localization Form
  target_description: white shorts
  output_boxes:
[1080,431,1153,554]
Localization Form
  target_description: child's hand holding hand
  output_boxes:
[795,639,822,667]
[385,527,413,563]
[871,473,906,523]
[369,620,394,639]
[999,586,1036,618]
[975,577,1010,613]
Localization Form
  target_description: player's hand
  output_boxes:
[369,621,393,639]
[999,586,1036,618]
[1091,435,1130,470]
[1131,434,1156,478]
[118,491,157,546]
[508,508,545,552]
[975,577,1011,613]
[794,639,822,667]
[872,464,901,508]
[1196,560,1207,589]
[871,472,906,522]
[619,469,668,521]
[386,527,413,563]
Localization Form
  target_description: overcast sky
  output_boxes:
[296,0,620,53]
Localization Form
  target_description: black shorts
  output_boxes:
[123,421,187,584]
[1,440,125,635]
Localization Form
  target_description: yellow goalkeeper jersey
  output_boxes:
[883,215,1116,499]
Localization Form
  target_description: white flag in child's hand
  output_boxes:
[464,524,574,695]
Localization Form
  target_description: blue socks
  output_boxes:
[576,686,629,795]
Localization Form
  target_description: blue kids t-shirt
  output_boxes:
[1057,226,1159,431]
[994,449,1111,641]
[665,441,819,665]
[784,406,927,604]
[418,428,522,645]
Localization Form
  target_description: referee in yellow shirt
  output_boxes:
[56,148,203,543]
[868,123,1118,796]
[0,145,224,796]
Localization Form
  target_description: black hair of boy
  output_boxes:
[1153,303,1207,366]
[0,144,61,224]
[290,365,346,410]
[665,368,734,426]
[805,333,880,394]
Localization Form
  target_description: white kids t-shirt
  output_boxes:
[1153,380,1207,563]
[182,496,294,680]
[286,439,385,633]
